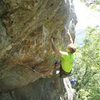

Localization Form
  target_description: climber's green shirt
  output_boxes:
[60,51,74,73]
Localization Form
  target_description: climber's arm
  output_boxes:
[66,30,73,44]
[50,37,61,57]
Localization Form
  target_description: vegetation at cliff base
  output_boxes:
[73,26,100,100]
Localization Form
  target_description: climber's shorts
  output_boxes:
[59,64,71,78]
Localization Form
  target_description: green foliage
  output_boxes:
[90,4,100,11]
[80,0,100,11]
[73,26,100,100]
[95,0,100,5]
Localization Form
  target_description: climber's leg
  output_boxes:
[54,59,60,70]
[59,64,64,77]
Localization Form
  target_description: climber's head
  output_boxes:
[66,44,76,53]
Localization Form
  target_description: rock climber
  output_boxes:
[50,30,76,78]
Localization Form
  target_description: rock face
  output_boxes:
[0,78,66,100]
[0,0,77,99]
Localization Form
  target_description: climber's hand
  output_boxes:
[51,36,53,39]
[67,29,70,34]
[50,36,54,42]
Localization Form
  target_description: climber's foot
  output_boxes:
[41,69,53,78]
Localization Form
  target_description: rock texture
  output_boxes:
[0,0,77,100]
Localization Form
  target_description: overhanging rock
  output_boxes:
[0,0,77,100]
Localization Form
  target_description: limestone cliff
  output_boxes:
[0,0,77,100]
